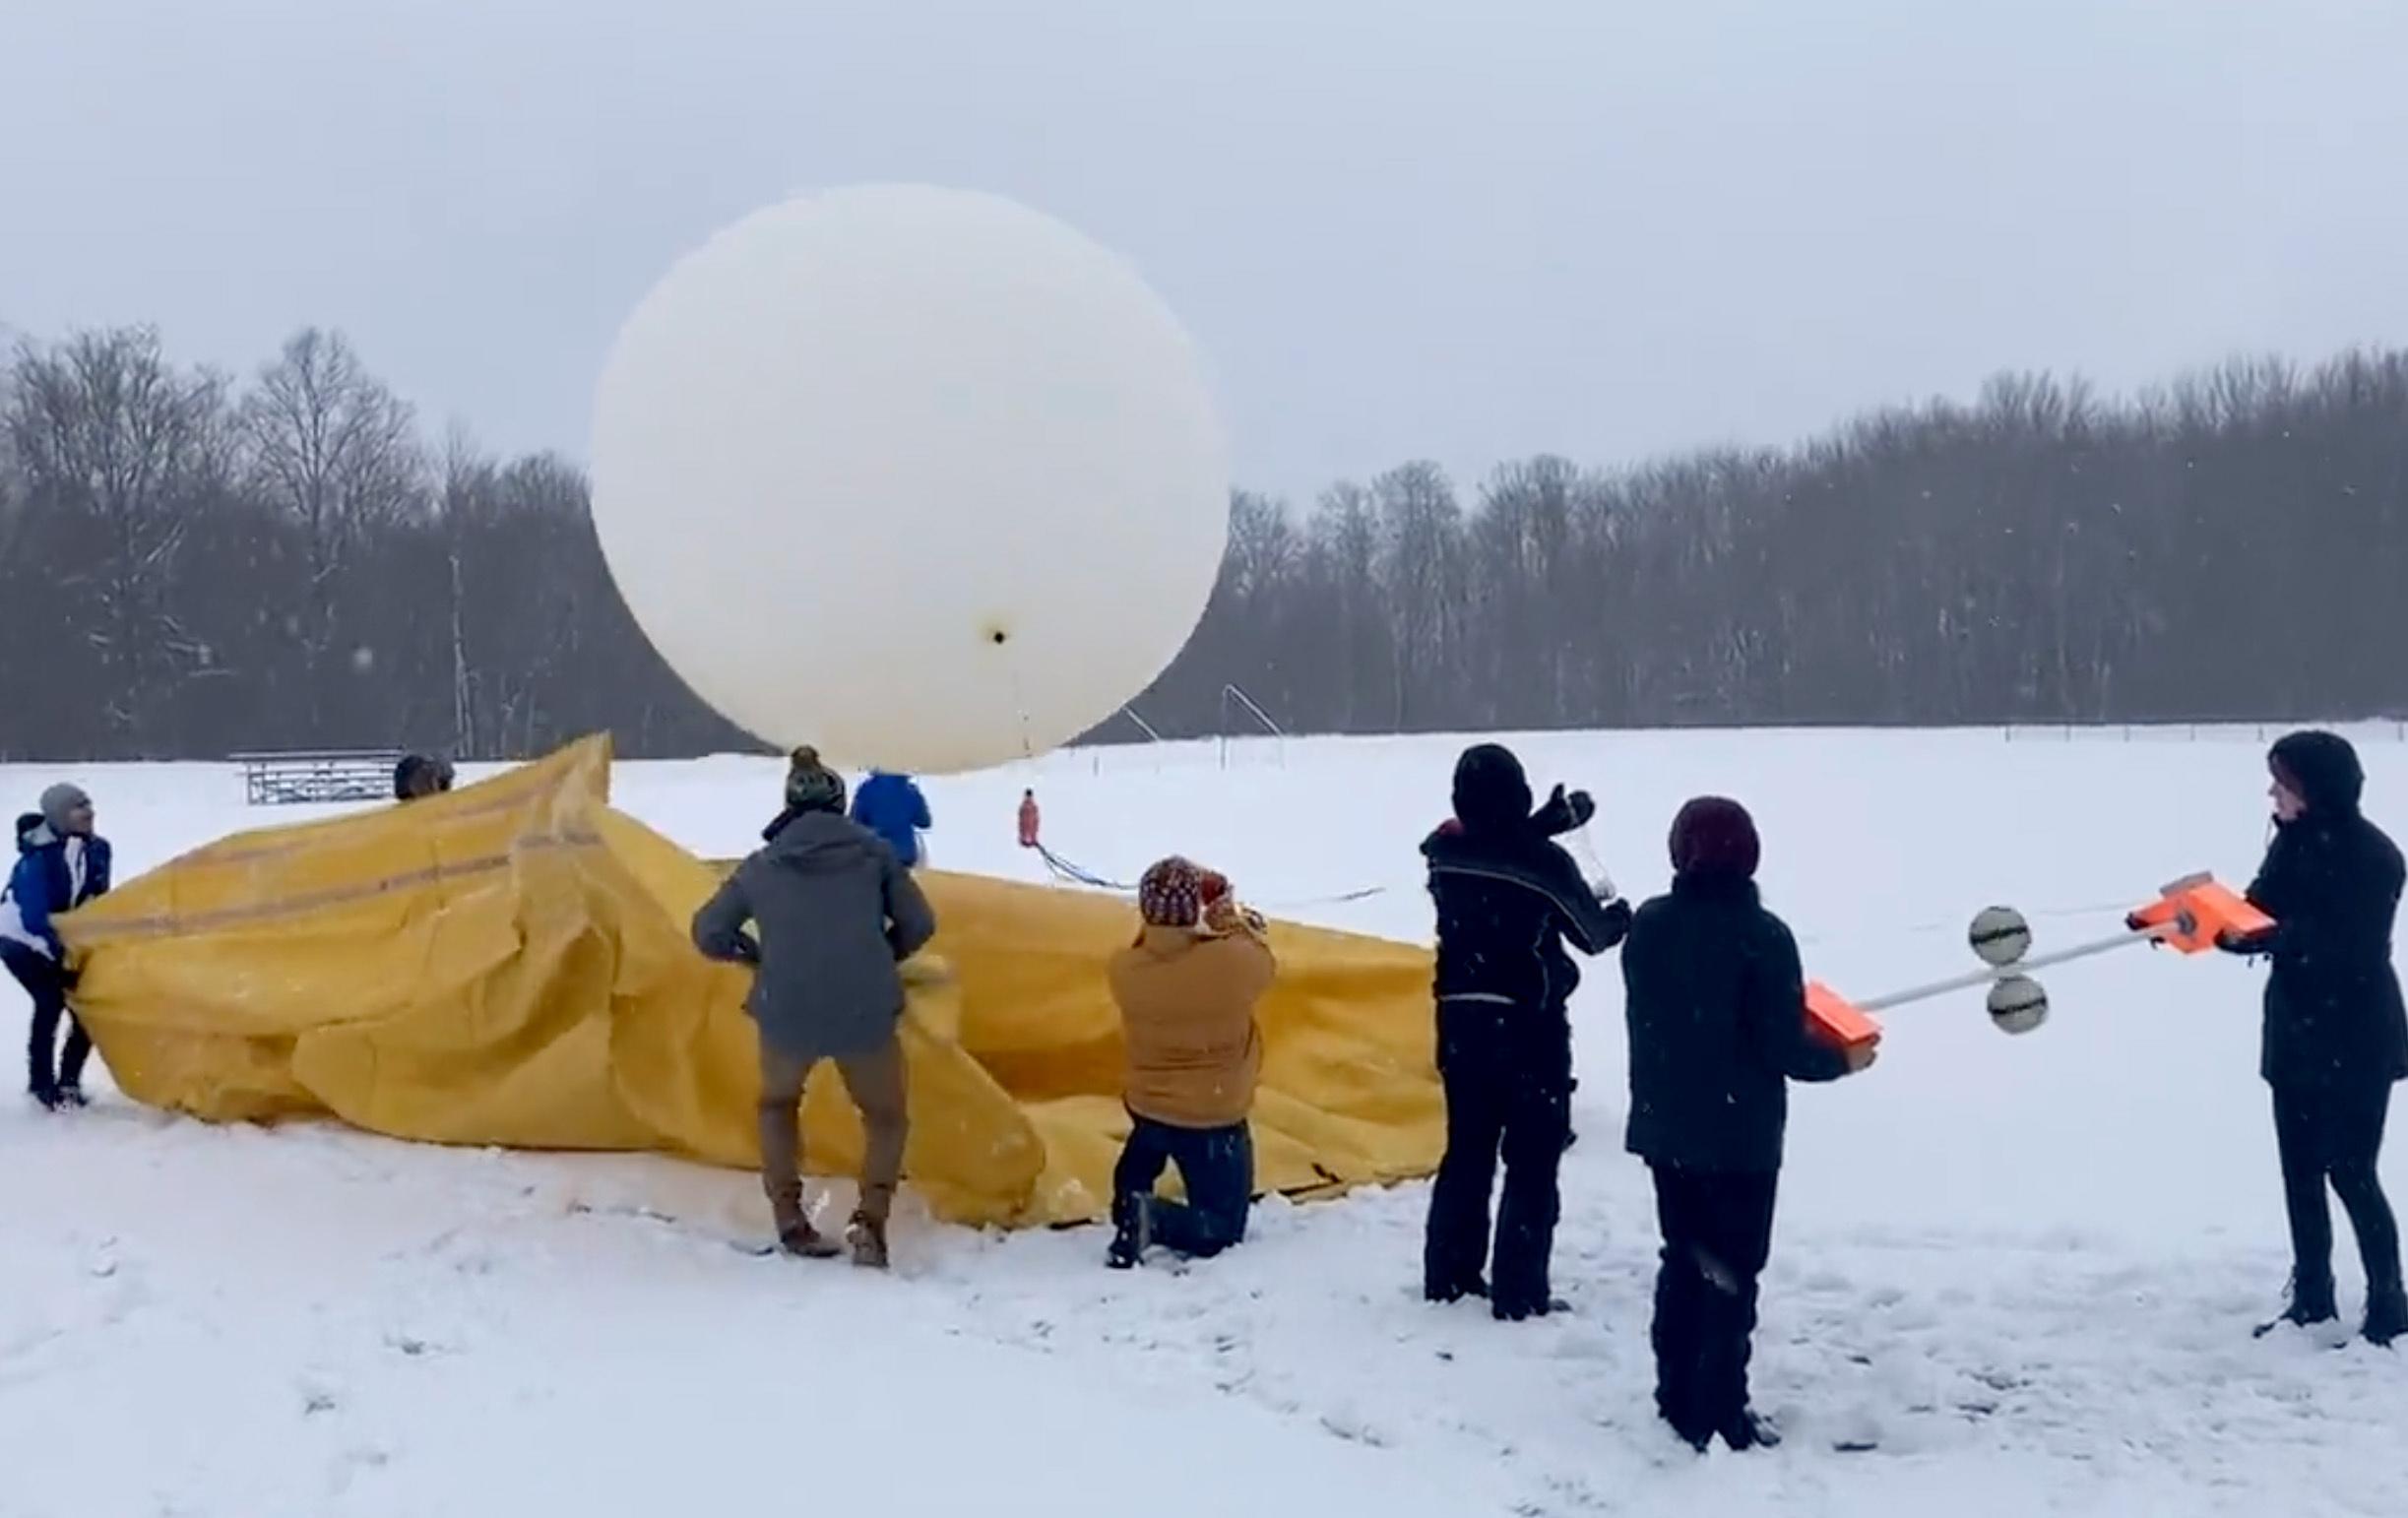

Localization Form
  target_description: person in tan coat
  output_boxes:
[1106,855,1276,1267]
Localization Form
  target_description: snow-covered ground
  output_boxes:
[5,727,2406,1517]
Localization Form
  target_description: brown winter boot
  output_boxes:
[847,1210,890,1271]
[771,1188,841,1259]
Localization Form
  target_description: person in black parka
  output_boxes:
[2216,730,2407,1345]
[1422,742,1630,1321]
[1622,796,1876,1452]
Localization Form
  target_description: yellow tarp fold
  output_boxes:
[60,736,1444,1228]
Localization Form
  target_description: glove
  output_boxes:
[1533,785,1596,838]
[1201,893,1266,939]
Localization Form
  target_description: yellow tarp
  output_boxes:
[59,736,1443,1228]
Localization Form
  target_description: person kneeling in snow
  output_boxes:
[2,786,112,1109]
[1422,743,1629,1321]
[1106,857,1276,1268]
[692,746,937,1267]
[1622,797,1876,1453]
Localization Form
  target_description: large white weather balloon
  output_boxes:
[589,184,1231,775]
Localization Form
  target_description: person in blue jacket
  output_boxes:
[1,784,113,1109]
[850,770,932,869]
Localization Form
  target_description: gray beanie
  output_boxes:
[783,746,847,814]
[38,783,91,834]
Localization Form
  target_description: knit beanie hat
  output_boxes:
[393,754,455,800]
[38,784,91,834]
[1138,856,1206,928]
[1669,796,1761,881]
[1452,743,1534,833]
[784,746,848,814]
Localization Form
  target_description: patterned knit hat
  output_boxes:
[1138,856,1205,928]
[784,746,848,814]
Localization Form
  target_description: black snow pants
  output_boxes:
[3,940,89,1099]
[2272,1080,2402,1302]
[1423,998,1572,1318]
[1650,1163,1780,1445]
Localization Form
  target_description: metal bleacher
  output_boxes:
[232,749,403,806]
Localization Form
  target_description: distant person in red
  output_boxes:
[1018,790,1042,850]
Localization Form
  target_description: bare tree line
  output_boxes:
[2,325,2403,764]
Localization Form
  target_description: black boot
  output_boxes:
[2254,1271,2338,1337]
[1423,1273,1487,1303]
[1106,1195,1152,1270]
[2365,1282,2407,1348]
[1720,1408,1782,1451]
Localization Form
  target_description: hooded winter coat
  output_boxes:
[1,812,113,960]
[851,772,931,867]
[2237,731,2408,1089]
[691,809,937,1060]
[1422,744,1629,1015]
[1620,799,1850,1174]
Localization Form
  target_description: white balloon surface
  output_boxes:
[590,185,1231,775]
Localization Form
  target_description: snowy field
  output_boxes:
[5,726,2407,1517]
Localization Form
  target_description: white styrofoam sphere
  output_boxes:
[590,184,1231,774]
[1968,905,2033,967]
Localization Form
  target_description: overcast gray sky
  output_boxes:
[6,0,2405,501]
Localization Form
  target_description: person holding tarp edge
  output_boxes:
[693,745,937,1267]
[2,785,112,1109]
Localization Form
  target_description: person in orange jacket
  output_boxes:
[1104,856,1275,1268]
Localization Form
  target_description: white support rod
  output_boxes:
[1221,683,1285,738]
[1856,924,2174,1013]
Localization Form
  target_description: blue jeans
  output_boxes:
[1112,1114,1253,1257]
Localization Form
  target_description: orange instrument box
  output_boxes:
[2129,873,2274,954]
[1805,980,1882,1050]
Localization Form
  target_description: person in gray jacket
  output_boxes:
[692,746,937,1267]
